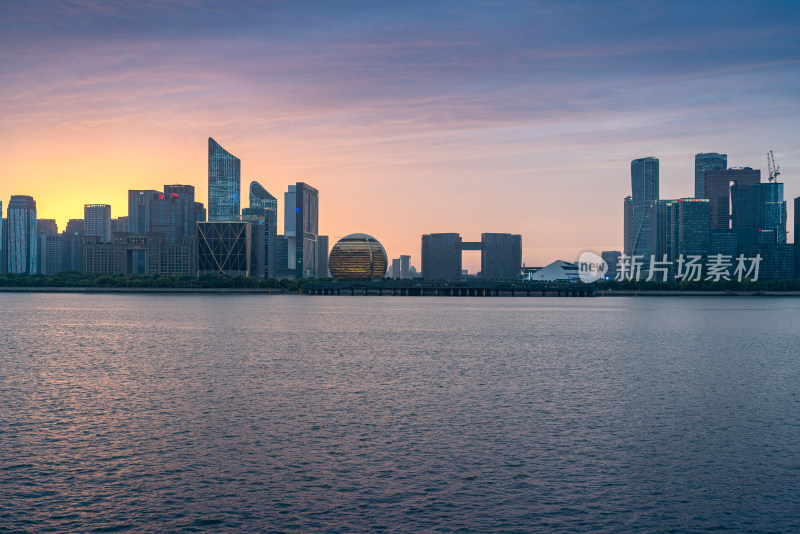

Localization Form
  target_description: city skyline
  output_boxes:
[1,1,799,270]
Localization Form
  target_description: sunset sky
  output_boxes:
[1,0,799,270]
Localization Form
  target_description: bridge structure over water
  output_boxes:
[304,280,595,297]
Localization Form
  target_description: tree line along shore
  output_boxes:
[2,272,800,294]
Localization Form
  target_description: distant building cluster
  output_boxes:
[5,142,793,283]
[0,137,331,279]
[608,152,799,281]
[2,136,527,281]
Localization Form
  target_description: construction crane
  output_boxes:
[767,150,781,182]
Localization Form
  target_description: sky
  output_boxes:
[1,0,799,271]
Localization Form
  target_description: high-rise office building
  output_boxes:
[0,201,4,273]
[128,190,160,234]
[651,199,678,261]
[142,185,197,276]
[36,218,59,274]
[645,198,710,277]
[481,233,522,279]
[63,219,84,273]
[275,235,292,278]
[240,207,270,276]
[675,199,711,257]
[391,258,401,279]
[695,153,727,199]
[241,209,267,279]
[158,185,197,242]
[118,185,198,277]
[731,182,786,244]
[7,195,37,273]
[84,204,111,243]
[248,181,278,278]
[208,137,241,221]
[623,196,634,255]
[703,168,760,229]
[284,183,319,278]
[421,233,462,280]
[626,157,659,258]
[795,197,800,278]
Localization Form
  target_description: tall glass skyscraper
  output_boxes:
[675,198,711,257]
[794,197,800,279]
[731,182,786,244]
[208,137,241,221]
[247,181,278,278]
[284,182,319,278]
[7,195,37,273]
[625,157,659,257]
[63,219,84,273]
[0,200,3,273]
[695,153,727,199]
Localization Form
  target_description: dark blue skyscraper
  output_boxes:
[208,137,241,221]
[731,182,786,244]
[794,197,800,278]
[0,200,3,272]
[695,153,727,199]
[63,219,84,273]
[284,182,319,278]
[247,181,278,278]
[625,157,659,257]
[0,200,4,273]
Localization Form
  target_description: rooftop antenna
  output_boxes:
[767,150,780,183]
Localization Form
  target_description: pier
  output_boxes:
[304,280,595,297]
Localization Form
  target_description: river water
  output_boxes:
[1,293,799,532]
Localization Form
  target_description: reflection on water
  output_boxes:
[1,294,799,532]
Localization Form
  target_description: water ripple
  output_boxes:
[1,294,799,532]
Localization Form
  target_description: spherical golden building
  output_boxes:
[328,233,388,280]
